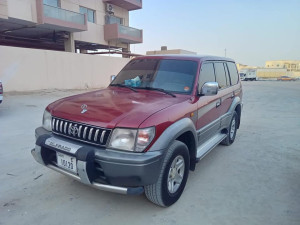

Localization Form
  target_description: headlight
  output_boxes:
[109,127,155,152]
[42,110,52,131]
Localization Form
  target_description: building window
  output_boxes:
[80,6,95,23]
[43,0,60,7]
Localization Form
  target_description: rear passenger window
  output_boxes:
[198,63,215,90]
[227,62,239,85]
[214,62,228,89]
[223,63,231,85]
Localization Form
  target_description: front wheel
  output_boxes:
[221,111,238,146]
[145,140,190,207]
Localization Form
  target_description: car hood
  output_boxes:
[48,87,189,128]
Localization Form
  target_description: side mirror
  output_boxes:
[200,82,218,96]
[111,75,116,82]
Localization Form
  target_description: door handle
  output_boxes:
[231,93,235,99]
[216,100,221,107]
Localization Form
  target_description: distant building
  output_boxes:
[0,0,143,55]
[146,46,197,55]
[236,63,257,71]
[265,60,300,72]
[237,60,300,79]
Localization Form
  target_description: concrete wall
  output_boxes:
[0,46,130,92]
[256,68,287,78]
[0,0,8,19]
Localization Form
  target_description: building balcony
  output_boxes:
[104,23,143,44]
[103,0,142,11]
[36,0,87,32]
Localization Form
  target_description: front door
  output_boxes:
[196,62,221,145]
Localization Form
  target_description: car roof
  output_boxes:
[136,54,235,63]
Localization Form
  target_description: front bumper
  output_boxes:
[32,127,165,195]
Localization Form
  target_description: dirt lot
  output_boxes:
[0,81,299,225]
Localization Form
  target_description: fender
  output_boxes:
[228,96,241,114]
[149,118,197,152]
[228,96,242,128]
[148,118,198,170]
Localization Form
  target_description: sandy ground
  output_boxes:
[0,81,299,225]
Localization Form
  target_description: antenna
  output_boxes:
[224,48,227,57]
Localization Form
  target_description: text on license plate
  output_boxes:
[56,152,77,174]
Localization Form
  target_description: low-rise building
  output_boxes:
[0,0,143,54]
[265,60,300,72]
[146,46,197,55]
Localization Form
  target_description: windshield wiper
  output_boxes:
[110,84,138,92]
[138,87,176,97]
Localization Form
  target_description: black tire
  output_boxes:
[144,140,190,207]
[221,111,238,146]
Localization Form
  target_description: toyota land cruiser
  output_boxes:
[32,55,243,207]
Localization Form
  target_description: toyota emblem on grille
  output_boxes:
[69,125,79,136]
[81,104,88,114]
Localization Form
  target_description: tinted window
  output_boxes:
[198,63,215,90]
[227,62,239,85]
[112,59,198,94]
[214,62,227,89]
[224,63,231,85]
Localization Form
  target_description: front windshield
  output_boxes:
[111,59,198,94]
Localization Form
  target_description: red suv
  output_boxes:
[32,55,242,207]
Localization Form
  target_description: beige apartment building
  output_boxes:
[265,60,300,72]
[0,0,143,54]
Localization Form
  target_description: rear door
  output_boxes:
[214,62,234,117]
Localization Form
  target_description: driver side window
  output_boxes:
[198,63,215,91]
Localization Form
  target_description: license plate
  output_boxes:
[56,152,77,174]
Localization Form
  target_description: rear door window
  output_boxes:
[227,62,239,85]
[198,63,215,90]
[214,62,228,89]
[223,63,231,85]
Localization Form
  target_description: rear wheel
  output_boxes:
[221,111,238,146]
[145,140,190,207]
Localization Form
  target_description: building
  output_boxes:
[0,0,143,55]
[236,63,258,71]
[146,46,197,55]
[265,60,300,72]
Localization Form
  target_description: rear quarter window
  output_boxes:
[227,62,239,85]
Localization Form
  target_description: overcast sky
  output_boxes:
[129,0,300,66]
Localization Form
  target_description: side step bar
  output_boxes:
[196,133,227,160]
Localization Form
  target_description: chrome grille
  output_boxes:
[51,117,111,146]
